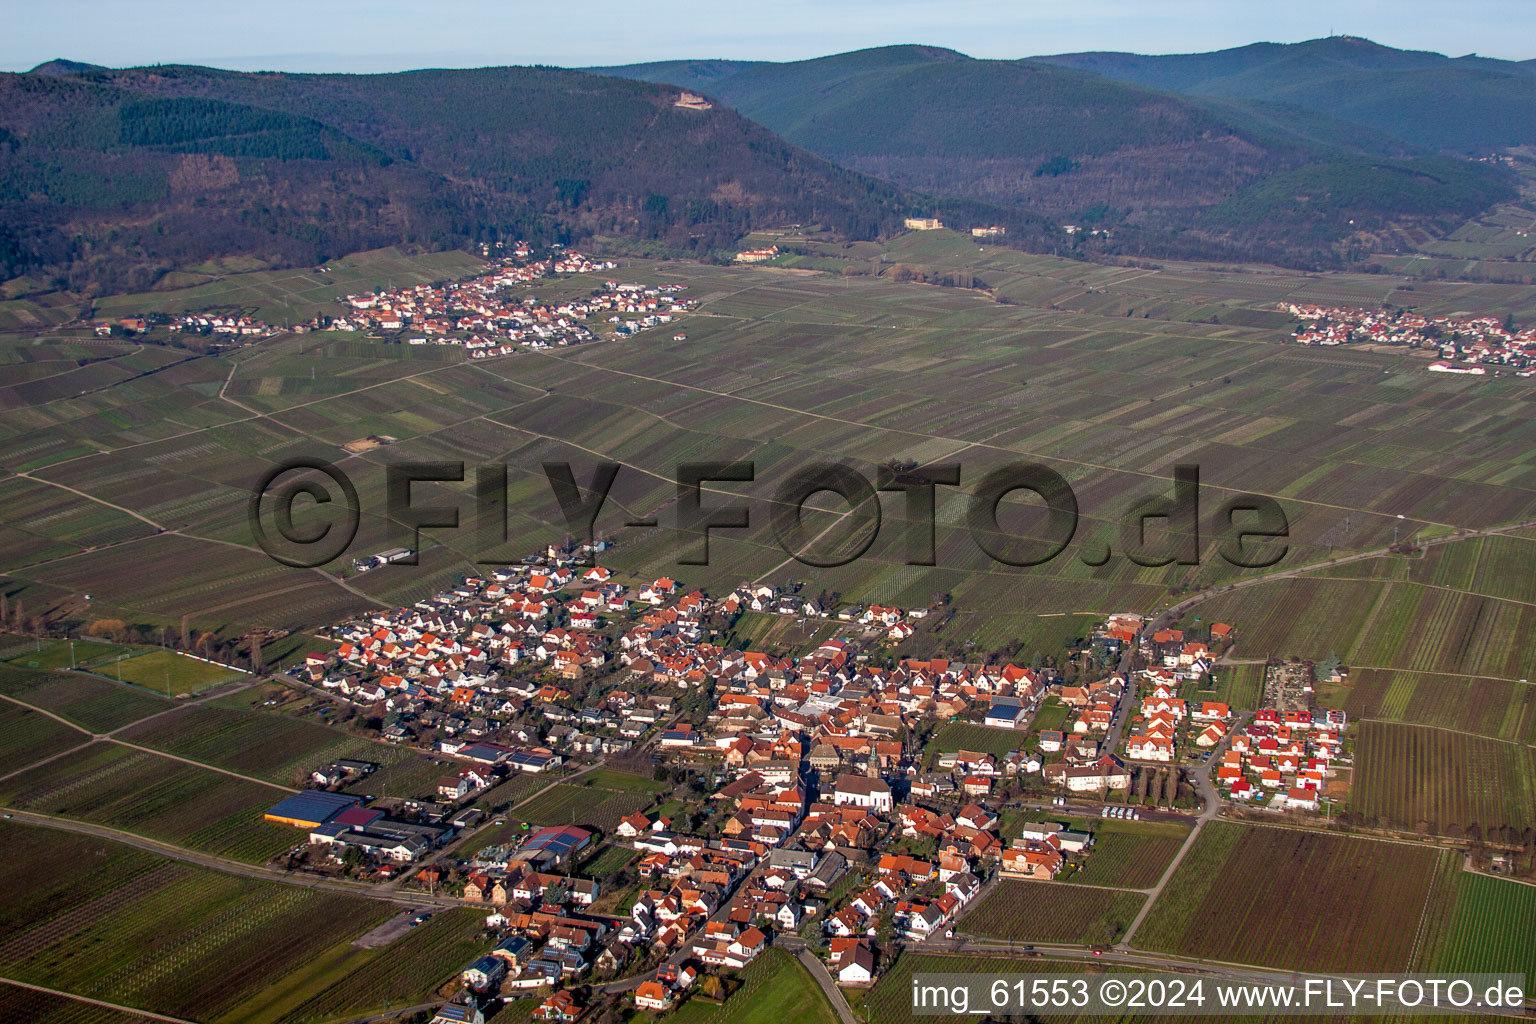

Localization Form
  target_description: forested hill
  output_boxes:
[2,63,1008,292]
[593,44,1520,266]
[1030,36,1536,152]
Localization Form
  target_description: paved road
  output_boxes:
[796,949,858,1024]
[1117,711,1249,948]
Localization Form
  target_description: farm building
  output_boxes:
[516,824,593,868]
[263,791,362,828]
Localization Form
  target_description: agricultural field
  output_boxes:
[1329,668,1535,744]
[90,246,486,325]
[583,767,671,793]
[0,742,297,863]
[582,842,641,878]
[10,243,1536,654]
[0,983,166,1024]
[0,665,171,732]
[91,649,247,696]
[957,880,1144,945]
[1185,577,1536,683]
[930,721,1026,758]
[0,700,92,770]
[257,907,487,1024]
[512,780,658,833]
[1069,818,1192,889]
[1133,821,1452,971]
[0,820,394,1024]
[1350,720,1536,836]
[1432,872,1536,981]
[115,702,442,789]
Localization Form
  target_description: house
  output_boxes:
[1000,844,1063,879]
[430,1006,485,1024]
[461,955,507,991]
[634,981,674,1011]
[615,811,652,838]
[835,941,878,985]
[532,990,583,1023]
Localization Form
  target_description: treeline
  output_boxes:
[0,64,920,291]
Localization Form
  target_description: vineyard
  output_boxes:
[1069,819,1191,889]
[513,781,660,833]
[268,907,487,1023]
[117,703,441,788]
[957,880,1144,945]
[0,664,170,732]
[1433,872,1536,980]
[1338,668,1535,744]
[0,701,91,771]
[0,820,393,1022]
[0,742,296,863]
[0,982,154,1024]
[930,722,1024,758]
[1134,821,1450,971]
[1350,720,1536,835]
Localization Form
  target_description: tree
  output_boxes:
[180,613,192,649]
[87,618,127,642]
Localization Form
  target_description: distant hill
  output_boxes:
[28,58,109,76]
[1031,36,1536,152]
[0,62,958,292]
[593,44,1516,265]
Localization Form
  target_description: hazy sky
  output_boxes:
[4,0,1532,72]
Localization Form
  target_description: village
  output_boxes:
[243,526,1359,1024]
[91,244,695,357]
[1284,301,1536,373]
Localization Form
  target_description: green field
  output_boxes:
[0,635,134,671]
[931,721,1026,757]
[91,649,247,696]
[957,880,1144,945]
[653,949,839,1024]
[1433,872,1536,980]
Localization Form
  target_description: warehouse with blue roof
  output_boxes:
[264,790,362,828]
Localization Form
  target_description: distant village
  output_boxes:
[1285,302,1536,374]
[95,244,696,358]
[249,524,1355,1023]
